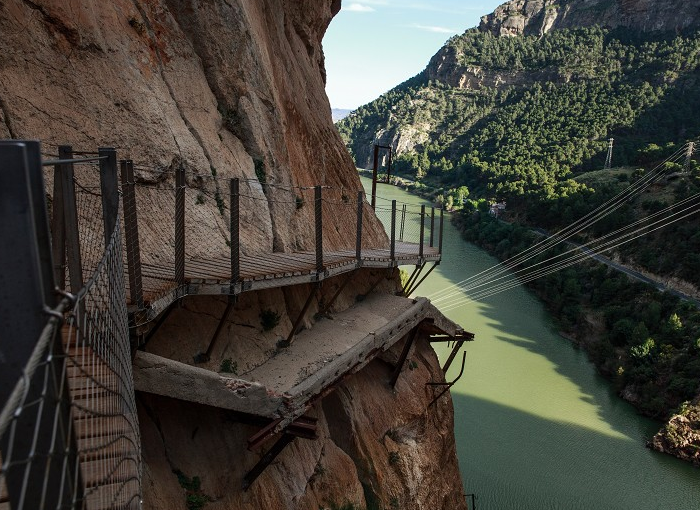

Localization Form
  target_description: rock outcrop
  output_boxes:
[650,399,700,467]
[480,0,700,37]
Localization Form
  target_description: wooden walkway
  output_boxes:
[135,242,441,323]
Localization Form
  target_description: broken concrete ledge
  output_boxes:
[133,295,463,424]
[133,351,288,418]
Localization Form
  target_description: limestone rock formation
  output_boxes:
[480,0,700,37]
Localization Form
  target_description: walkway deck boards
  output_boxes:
[132,242,440,324]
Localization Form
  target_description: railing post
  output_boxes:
[439,208,444,255]
[175,164,186,290]
[52,147,68,288]
[390,199,397,262]
[399,204,406,241]
[430,207,435,248]
[356,190,363,265]
[0,140,82,509]
[120,160,144,309]
[98,147,119,245]
[315,185,324,274]
[371,144,379,210]
[419,205,426,259]
[230,178,240,296]
[60,146,84,295]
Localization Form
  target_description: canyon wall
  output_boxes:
[0,1,467,508]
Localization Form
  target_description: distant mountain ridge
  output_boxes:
[480,0,700,37]
[332,108,352,122]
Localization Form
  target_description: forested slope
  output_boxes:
[338,27,700,200]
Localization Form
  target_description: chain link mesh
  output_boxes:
[1,164,142,509]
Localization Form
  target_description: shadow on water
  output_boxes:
[450,393,700,510]
[362,178,700,509]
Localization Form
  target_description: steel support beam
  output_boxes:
[406,261,439,296]
[389,328,420,388]
[371,144,379,209]
[242,434,295,491]
[121,159,144,310]
[390,199,396,263]
[283,283,319,347]
[356,190,363,265]
[98,147,119,245]
[175,164,186,291]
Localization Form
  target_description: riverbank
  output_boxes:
[452,210,700,466]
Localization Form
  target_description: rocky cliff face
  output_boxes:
[0,1,466,508]
[139,335,466,510]
[480,0,700,37]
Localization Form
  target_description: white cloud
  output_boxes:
[346,3,376,12]
[411,23,458,34]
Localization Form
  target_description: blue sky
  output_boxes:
[323,0,505,109]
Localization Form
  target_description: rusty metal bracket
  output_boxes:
[389,328,420,388]
[196,300,235,362]
[401,264,423,296]
[319,270,357,316]
[281,283,320,347]
[427,351,467,408]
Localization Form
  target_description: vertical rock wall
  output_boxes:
[0,1,467,508]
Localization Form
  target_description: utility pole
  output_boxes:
[604,138,614,170]
[684,141,695,173]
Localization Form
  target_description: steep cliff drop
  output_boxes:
[0,1,468,508]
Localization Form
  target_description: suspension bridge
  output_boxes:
[0,140,470,509]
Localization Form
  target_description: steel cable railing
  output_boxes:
[0,142,142,510]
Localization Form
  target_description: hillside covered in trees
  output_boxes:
[338,26,700,201]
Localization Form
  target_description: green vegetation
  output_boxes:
[338,26,700,200]
[259,308,281,331]
[174,470,212,510]
[219,358,238,374]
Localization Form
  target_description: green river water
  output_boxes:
[362,178,699,510]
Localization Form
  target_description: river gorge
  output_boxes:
[363,177,700,510]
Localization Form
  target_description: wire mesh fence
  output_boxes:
[0,143,141,510]
[113,164,444,327]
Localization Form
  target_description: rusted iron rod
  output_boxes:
[406,261,439,296]
[230,178,240,297]
[390,328,420,388]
